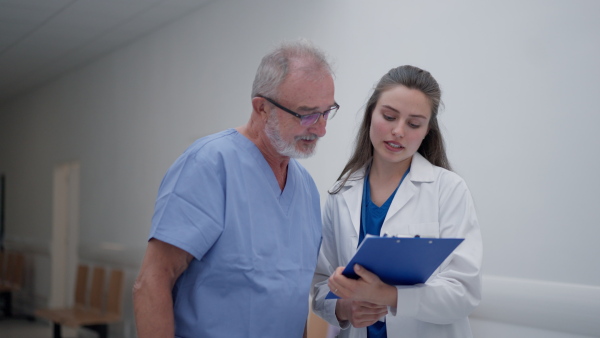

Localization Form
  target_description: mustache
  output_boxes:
[295,133,319,141]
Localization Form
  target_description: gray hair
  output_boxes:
[251,39,334,99]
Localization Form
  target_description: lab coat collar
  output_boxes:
[409,152,435,183]
[337,152,436,236]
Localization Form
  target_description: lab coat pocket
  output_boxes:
[408,221,440,238]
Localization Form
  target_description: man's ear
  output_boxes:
[252,96,270,121]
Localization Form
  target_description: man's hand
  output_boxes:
[335,298,388,328]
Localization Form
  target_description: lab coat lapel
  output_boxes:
[340,171,365,237]
[384,177,417,222]
[384,153,434,223]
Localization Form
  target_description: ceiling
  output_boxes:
[0,0,213,103]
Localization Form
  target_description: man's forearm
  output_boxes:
[133,278,176,337]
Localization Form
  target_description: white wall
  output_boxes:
[1,0,599,337]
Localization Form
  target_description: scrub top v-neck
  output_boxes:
[359,167,410,244]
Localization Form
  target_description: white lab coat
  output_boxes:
[311,153,482,338]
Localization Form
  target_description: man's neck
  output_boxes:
[237,123,289,191]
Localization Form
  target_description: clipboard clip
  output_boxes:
[382,233,420,238]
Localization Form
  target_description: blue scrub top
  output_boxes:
[149,129,322,338]
[360,167,410,338]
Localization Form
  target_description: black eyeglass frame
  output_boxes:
[256,95,339,126]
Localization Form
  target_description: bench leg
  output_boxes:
[85,324,108,338]
[0,291,12,317]
[53,322,62,338]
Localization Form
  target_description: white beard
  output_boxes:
[264,111,317,159]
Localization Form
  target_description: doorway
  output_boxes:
[49,162,80,308]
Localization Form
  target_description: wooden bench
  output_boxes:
[0,251,25,317]
[35,264,124,338]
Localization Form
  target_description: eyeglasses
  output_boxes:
[256,95,339,126]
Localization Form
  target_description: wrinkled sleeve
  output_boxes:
[391,175,482,324]
[149,148,225,260]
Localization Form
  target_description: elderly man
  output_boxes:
[133,39,338,337]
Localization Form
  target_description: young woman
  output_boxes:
[311,65,482,338]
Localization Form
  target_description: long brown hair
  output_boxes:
[330,65,451,194]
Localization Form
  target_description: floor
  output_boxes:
[0,317,99,338]
[0,317,54,338]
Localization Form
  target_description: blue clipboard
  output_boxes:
[326,236,464,299]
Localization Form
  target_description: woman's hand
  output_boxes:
[335,298,388,328]
[328,264,398,307]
